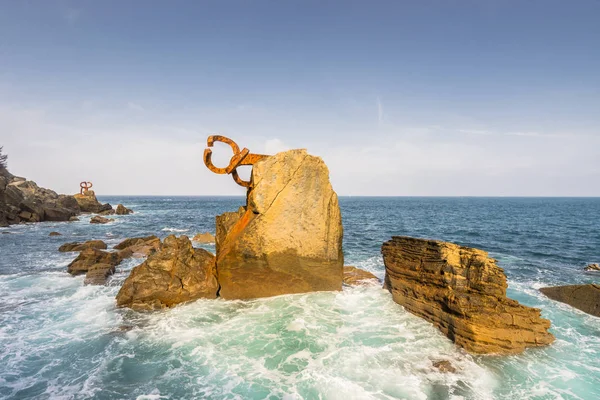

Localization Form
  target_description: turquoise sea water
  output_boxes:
[0,196,599,400]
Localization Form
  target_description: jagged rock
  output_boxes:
[99,209,115,215]
[540,284,600,317]
[0,168,80,225]
[90,216,113,224]
[115,235,161,259]
[49,232,62,236]
[67,248,122,275]
[432,360,456,373]
[382,236,554,354]
[343,266,379,286]
[584,263,600,272]
[215,149,344,300]
[192,232,215,243]
[116,204,133,215]
[59,240,107,252]
[74,190,112,213]
[84,263,116,285]
[116,235,218,311]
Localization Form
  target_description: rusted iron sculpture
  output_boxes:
[203,135,268,188]
[80,181,93,195]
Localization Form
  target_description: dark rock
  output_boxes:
[90,216,113,224]
[432,360,456,373]
[116,204,133,215]
[49,232,62,236]
[382,236,554,354]
[540,284,600,317]
[84,263,116,285]
[67,248,122,275]
[59,240,108,252]
[98,209,115,215]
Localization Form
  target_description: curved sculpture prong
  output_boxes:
[80,181,93,195]
[203,135,268,188]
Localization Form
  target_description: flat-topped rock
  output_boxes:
[59,240,108,252]
[90,215,113,224]
[382,236,554,354]
[192,232,215,243]
[116,235,218,311]
[74,190,112,213]
[215,149,343,300]
[115,235,161,259]
[540,284,600,317]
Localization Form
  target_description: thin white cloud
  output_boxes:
[127,102,145,112]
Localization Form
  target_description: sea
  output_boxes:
[0,196,599,400]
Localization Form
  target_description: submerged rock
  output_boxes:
[116,235,218,311]
[99,209,116,216]
[432,360,456,373]
[90,215,113,224]
[74,190,112,213]
[540,284,600,317]
[67,248,122,275]
[116,204,133,215]
[192,232,215,243]
[382,236,554,354]
[584,263,600,272]
[49,231,62,236]
[59,240,108,252]
[215,149,344,300]
[115,235,161,259]
[343,266,379,286]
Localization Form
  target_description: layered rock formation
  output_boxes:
[1,167,80,226]
[540,284,600,317]
[116,235,218,311]
[215,149,343,300]
[74,190,112,214]
[59,240,108,252]
[343,266,379,286]
[382,236,554,354]
[67,248,123,276]
[584,263,600,272]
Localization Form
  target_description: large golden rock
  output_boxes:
[540,284,600,317]
[216,149,343,300]
[67,248,123,275]
[74,190,112,213]
[382,236,554,354]
[116,235,218,311]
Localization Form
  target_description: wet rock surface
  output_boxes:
[59,240,108,252]
[115,235,161,259]
[74,190,112,214]
[192,232,215,243]
[584,263,600,272]
[67,248,122,276]
[540,284,600,317]
[116,204,133,215]
[343,266,379,286]
[382,236,554,354]
[215,149,344,300]
[90,216,113,224]
[116,235,218,311]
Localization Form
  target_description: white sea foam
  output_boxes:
[161,227,189,232]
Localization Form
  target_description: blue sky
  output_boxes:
[1,0,599,195]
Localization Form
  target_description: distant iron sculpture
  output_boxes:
[80,181,93,195]
[203,135,268,188]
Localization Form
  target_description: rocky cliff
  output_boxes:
[382,236,554,354]
[215,149,344,299]
[0,167,80,226]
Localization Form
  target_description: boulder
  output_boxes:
[540,284,600,317]
[584,263,600,272]
[116,235,218,311]
[382,236,554,354]
[192,232,215,243]
[99,209,115,215]
[115,236,162,259]
[116,204,133,215]
[49,232,62,236]
[84,263,116,285]
[90,216,113,224]
[74,190,112,213]
[343,266,379,286]
[59,240,108,252]
[215,149,344,300]
[67,248,122,275]
[69,216,79,222]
